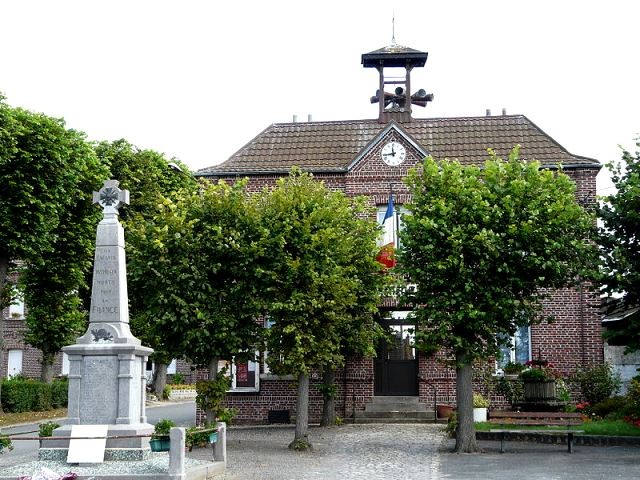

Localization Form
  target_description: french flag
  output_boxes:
[376,195,396,268]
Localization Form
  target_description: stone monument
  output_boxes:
[42,180,154,461]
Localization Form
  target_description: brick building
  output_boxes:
[195,42,603,424]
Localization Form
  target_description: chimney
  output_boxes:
[308,114,313,122]
[485,109,491,117]
[502,108,507,116]
[292,115,298,123]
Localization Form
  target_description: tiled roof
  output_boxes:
[197,115,599,176]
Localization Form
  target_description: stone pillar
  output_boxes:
[213,422,227,466]
[169,428,186,478]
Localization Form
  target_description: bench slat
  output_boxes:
[490,411,582,419]
[488,419,582,426]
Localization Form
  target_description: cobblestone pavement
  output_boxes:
[191,424,446,480]
[188,424,640,480]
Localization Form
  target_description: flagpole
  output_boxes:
[389,183,397,248]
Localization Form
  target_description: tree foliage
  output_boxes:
[258,169,384,447]
[96,139,197,394]
[0,97,107,402]
[0,97,100,301]
[127,179,266,413]
[599,140,640,351]
[399,148,597,452]
[22,148,108,382]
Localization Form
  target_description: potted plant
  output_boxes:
[186,422,219,451]
[519,359,559,401]
[38,421,60,448]
[436,404,455,419]
[0,434,12,454]
[150,419,175,452]
[473,393,490,422]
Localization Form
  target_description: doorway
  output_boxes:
[374,312,418,396]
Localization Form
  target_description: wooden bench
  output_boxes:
[487,411,584,453]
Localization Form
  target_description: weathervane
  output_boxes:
[392,12,396,45]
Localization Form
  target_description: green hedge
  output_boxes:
[51,378,68,408]
[0,377,68,413]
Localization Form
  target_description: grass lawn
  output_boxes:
[0,408,67,428]
[475,420,640,436]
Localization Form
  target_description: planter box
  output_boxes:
[473,407,487,422]
[523,380,556,401]
[149,438,171,452]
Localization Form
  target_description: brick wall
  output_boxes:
[192,151,603,425]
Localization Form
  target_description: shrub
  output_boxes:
[153,419,176,437]
[186,422,216,450]
[628,377,640,408]
[162,385,172,400]
[171,373,185,385]
[592,396,627,419]
[1,377,51,412]
[39,421,60,437]
[216,407,238,425]
[496,376,524,404]
[444,412,457,438]
[195,369,232,416]
[51,378,68,408]
[0,435,12,454]
[573,363,622,405]
[473,393,490,408]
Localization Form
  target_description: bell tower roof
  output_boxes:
[361,44,428,69]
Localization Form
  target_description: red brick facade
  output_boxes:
[193,124,603,426]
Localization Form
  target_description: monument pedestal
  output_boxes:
[41,344,154,461]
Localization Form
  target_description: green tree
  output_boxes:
[600,140,640,351]
[96,139,197,395]
[127,179,266,419]
[0,97,102,408]
[259,169,384,449]
[399,148,597,452]
[318,225,387,427]
[22,150,108,382]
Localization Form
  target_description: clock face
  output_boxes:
[381,141,406,166]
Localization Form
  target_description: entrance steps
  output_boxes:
[353,396,437,424]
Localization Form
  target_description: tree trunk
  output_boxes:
[153,362,168,399]
[206,357,219,425]
[320,368,336,427]
[289,372,312,450]
[0,253,9,413]
[454,351,479,453]
[40,352,55,383]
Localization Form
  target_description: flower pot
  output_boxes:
[437,404,454,419]
[473,407,487,422]
[523,380,556,401]
[149,438,171,452]
[209,432,218,443]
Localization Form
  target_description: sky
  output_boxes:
[2,0,638,195]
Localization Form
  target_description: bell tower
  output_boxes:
[362,41,433,123]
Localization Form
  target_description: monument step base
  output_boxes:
[39,447,151,462]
